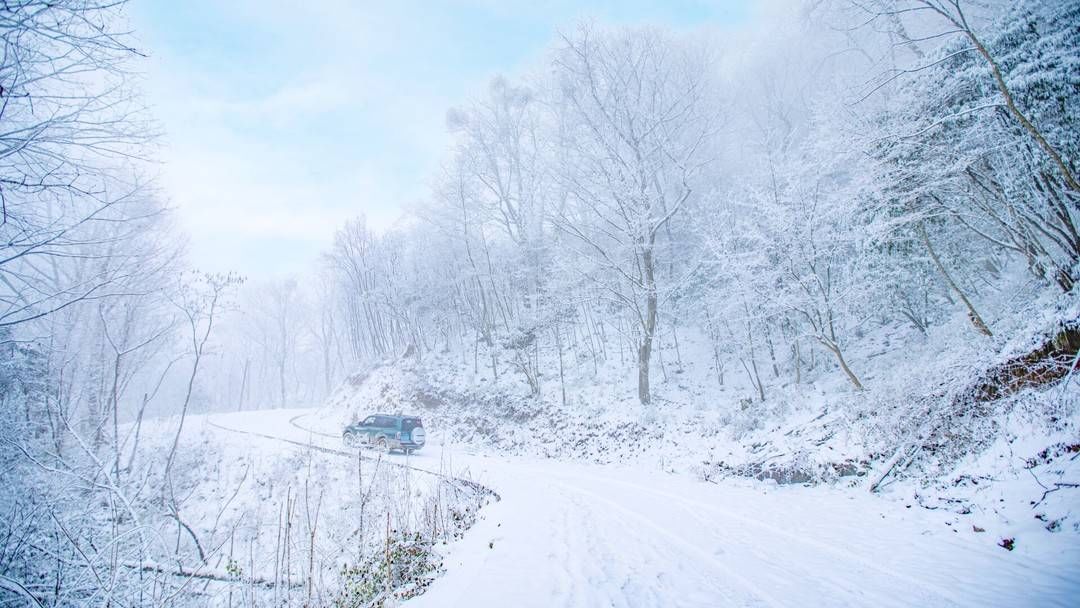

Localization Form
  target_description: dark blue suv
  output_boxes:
[343,414,426,454]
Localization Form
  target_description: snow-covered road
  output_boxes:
[210,409,1080,607]
[409,458,1077,608]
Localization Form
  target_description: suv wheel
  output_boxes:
[343,432,359,447]
[376,437,391,454]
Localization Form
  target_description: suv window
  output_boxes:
[401,418,421,431]
[361,416,375,425]
[375,415,397,428]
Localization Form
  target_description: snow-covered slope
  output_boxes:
[317,310,1080,601]
[281,407,1080,607]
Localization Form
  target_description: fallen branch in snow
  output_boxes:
[869,435,927,493]
[868,445,915,493]
[1032,483,1080,509]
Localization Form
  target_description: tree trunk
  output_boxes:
[917,221,992,337]
[555,321,567,407]
[820,338,864,391]
[742,303,765,401]
[110,352,122,483]
[793,340,801,385]
[765,322,779,378]
[278,359,287,409]
[637,339,652,406]
[638,246,658,406]
[165,351,202,480]
[238,358,250,411]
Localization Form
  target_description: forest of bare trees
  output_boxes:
[295,1,1077,408]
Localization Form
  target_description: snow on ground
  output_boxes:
[254,408,1080,608]
[318,343,1080,551]
[411,459,1078,608]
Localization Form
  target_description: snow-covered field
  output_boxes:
[189,407,1079,607]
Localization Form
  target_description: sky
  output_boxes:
[129,0,751,279]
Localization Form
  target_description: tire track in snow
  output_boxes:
[653,477,1079,597]
[550,470,982,608]
[567,485,673,607]
[551,475,907,607]
[544,481,722,607]
[566,484,725,607]
[549,480,787,608]
[287,413,339,439]
[558,474,932,608]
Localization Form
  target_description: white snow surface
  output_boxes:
[200,407,1079,608]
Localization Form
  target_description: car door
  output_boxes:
[359,416,376,443]
[376,416,396,440]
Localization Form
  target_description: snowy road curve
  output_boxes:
[408,459,1077,607]
[212,409,1080,608]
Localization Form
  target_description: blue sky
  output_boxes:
[129,0,751,278]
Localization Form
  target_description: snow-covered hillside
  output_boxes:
[322,296,1079,488]
[318,313,1080,604]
